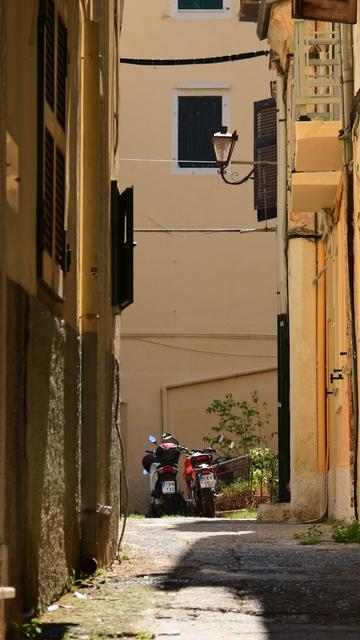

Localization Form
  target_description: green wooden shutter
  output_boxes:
[254,98,277,222]
[178,96,221,168]
[37,0,68,295]
[111,182,134,312]
[178,0,223,9]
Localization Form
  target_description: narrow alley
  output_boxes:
[40,517,360,640]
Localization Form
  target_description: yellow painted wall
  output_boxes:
[118,1,278,512]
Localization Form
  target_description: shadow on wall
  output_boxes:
[155,520,360,637]
[5,280,80,617]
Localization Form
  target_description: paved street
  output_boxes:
[41,517,360,639]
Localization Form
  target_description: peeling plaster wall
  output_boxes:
[5,279,80,615]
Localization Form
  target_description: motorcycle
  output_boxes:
[184,447,218,518]
[142,433,187,517]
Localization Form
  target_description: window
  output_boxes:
[253,98,277,222]
[172,89,229,173]
[171,0,231,18]
[179,0,223,8]
[37,0,69,300]
[292,0,356,24]
[111,182,134,312]
[178,96,221,168]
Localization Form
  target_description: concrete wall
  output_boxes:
[118,0,278,512]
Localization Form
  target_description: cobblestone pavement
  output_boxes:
[40,517,360,640]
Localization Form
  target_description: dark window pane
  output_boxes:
[178,96,221,168]
[178,0,223,9]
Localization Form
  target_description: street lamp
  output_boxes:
[211,126,254,185]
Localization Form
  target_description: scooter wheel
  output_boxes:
[201,488,215,518]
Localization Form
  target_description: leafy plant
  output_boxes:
[220,478,252,499]
[117,549,131,562]
[67,568,82,592]
[249,447,278,502]
[10,618,42,640]
[203,391,271,456]
[331,520,360,543]
[294,525,324,545]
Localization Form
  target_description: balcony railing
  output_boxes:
[293,20,342,121]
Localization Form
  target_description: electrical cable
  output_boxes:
[114,359,130,555]
[120,50,270,66]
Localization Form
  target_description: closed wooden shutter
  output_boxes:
[178,96,221,168]
[111,182,134,312]
[239,0,261,22]
[292,0,356,24]
[178,0,223,8]
[254,98,277,222]
[37,0,68,298]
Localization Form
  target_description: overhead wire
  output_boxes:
[120,50,270,66]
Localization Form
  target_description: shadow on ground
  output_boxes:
[150,520,360,638]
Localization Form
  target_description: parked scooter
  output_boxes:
[142,433,187,517]
[184,447,218,518]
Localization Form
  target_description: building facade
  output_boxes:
[246,0,360,521]
[118,0,278,513]
[0,0,127,631]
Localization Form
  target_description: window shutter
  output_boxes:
[111,182,134,312]
[37,0,68,297]
[178,96,221,168]
[178,0,223,8]
[239,0,261,22]
[292,0,356,24]
[254,98,277,222]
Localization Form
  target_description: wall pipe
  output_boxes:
[340,24,358,520]
[316,240,327,513]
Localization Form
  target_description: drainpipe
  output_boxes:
[340,24,358,520]
[316,241,327,510]
[80,18,100,566]
[276,72,290,502]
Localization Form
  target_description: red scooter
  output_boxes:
[184,447,217,518]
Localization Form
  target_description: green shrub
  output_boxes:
[331,520,360,543]
[294,524,324,545]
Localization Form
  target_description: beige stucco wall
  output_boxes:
[118,1,278,512]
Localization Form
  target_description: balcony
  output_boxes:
[290,21,344,216]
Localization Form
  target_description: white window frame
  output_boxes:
[170,0,231,20]
[171,84,230,175]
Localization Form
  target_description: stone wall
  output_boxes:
[5,279,81,616]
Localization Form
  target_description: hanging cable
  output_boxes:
[120,50,270,66]
[114,359,129,555]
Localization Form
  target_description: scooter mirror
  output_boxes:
[148,435,157,443]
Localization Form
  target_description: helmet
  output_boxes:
[142,453,155,473]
